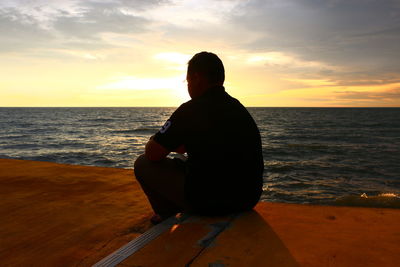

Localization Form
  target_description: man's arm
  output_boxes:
[145,136,186,161]
[145,136,170,161]
[174,144,186,154]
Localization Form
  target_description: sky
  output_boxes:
[1,0,400,107]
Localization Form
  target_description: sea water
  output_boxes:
[1,107,399,207]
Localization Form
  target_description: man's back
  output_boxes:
[154,85,264,214]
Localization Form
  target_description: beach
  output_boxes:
[1,158,399,266]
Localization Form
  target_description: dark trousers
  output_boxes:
[134,154,192,216]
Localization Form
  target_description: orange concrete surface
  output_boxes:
[191,202,400,266]
[190,208,298,267]
[118,203,400,266]
[2,158,400,266]
[119,215,234,267]
[0,158,153,266]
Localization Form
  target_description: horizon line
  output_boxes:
[1,106,400,108]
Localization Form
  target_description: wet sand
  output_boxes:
[1,158,399,266]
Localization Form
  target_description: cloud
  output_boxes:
[52,4,150,40]
[0,0,169,53]
[96,75,185,90]
[153,52,192,70]
[323,72,400,87]
[335,88,400,101]
[0,7,52,52]
[230,0,400,74]
[85,0,169,10]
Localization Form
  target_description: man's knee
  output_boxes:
[134,154,147,169]
[134,154,149,181]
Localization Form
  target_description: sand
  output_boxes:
[1,158,399,266]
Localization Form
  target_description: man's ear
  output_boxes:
[194,72,209,85]
[191,72,201,82]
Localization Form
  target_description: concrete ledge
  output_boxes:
[116,202,400,266]
[0,159,153,266]
[1,159,400,266]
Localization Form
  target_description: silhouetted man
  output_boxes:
[134,52,263,224]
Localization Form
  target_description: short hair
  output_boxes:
[187,52,225,84]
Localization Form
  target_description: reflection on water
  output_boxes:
[0,107,399,207]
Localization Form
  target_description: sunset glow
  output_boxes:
[1,0,399,107]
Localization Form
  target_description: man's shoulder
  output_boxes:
[169,99,200,123]
[174,90,247,116]
[175,96,209,115]
[174,99,195,114]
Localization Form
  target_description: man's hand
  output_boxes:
[174,145,186,154]
[145,136,169,161]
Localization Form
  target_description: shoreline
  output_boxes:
[2,157,399,209]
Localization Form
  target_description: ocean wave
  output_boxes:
[20,151,119,167]
[85,118,115,123]
[93,158,116,166]
[0,134,31,140]
[286,143,330,150]
[334,192,400,208]
[109,127,158,135]
[2,143,40,149]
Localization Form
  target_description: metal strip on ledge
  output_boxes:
[93,215,189,267]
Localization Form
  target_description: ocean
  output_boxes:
[1,107,399,207]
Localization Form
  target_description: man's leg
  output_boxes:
[134,154,189,217]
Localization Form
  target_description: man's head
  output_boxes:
[186,52,225,99]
